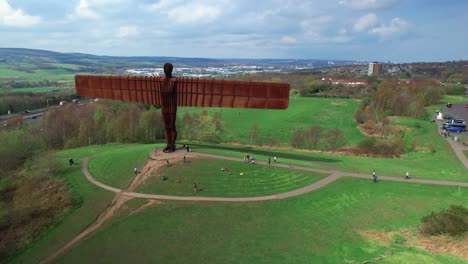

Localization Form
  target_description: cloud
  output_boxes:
[339,0,399,9]
[167,4,220,24]
[71,0,129,19]
[353,13,377,32]
[117,26,140,38]
[0,0,41,27]
[74,0,98,18]
[281,36,297,43]
[370,17,409,38]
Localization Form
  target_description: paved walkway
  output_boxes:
[80,152,468,203]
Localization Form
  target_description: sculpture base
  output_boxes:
[163,145,176,153]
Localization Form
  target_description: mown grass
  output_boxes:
[178,97,365,146]
[9,159,114,264]
[87,144,158,189]
[135,157,327,197]
[190,135,468,182]
[53,178,468,263]
[55,144,136,159]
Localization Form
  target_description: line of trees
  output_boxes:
[0,92,75,115]
[290,125,346,151]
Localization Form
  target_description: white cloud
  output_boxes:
[0,0,41,27]
[75,0,98,18]
[281,36,297,43]
[370,17,409,38]
[340,0,399,9]
[168,4,220,24]
[353,13,377,32]
[117,26,140,38]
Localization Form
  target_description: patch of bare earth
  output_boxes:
[361,229,468,260]
[417,234,467,259]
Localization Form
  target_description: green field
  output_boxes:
[87,144,158,189]
[9,143,467,263]
[10,158,114,264]
[52,178,468,264]
[186,114,468,182]
[0,86,71,93]
[135,158,326,197]
[178,97,366,146]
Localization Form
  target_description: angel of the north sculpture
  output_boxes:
[75,63,290,152]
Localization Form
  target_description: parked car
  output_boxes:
[445,126,463,133]
[450,119,465,125]
[444,114,455,120]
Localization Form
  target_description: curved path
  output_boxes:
[41,150,468,264]
[81,152,468,203]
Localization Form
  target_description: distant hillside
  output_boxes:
[0,48,360,68]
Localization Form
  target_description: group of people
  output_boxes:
[243,153,256,164]
[372,170,411,183]
[243,154,278,165]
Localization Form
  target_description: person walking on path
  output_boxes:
[166,159,170,167]
[405,171,410,180]
[183,156,186,163]
[193,182,198,193]
[372,170,378,183]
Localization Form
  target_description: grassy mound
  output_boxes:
[53,178,468,263]
[135,158,327,197]
[178,97,365,146]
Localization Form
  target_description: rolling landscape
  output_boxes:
[1,0,468,263]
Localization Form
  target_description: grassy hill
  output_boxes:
[179,97,365,146]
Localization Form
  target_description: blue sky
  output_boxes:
[0,0,467,62]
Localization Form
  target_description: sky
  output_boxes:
[0,0,467,62]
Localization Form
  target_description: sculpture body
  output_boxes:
[75,63,289,152]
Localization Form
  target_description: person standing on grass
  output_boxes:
[372,170,377,183]
[193,182,197,193]
[274,156,277,163]
[134,167,138,174]
[268,157,271,165]
[69,158,74,166]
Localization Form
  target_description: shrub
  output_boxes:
[358,137,377,149]
[324,128,345,150]
[420,205,468,236]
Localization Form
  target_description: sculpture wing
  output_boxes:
[175,77,289,109]
[75,75,289,109]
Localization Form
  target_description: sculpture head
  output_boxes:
[164,63,173,78]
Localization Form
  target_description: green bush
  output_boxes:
[420,205,468,236]
[357,137,377,149]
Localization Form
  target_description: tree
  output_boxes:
[324,128,345,150]
[306,125,322,149]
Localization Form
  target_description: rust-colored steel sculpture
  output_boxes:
[75,63,289,152]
